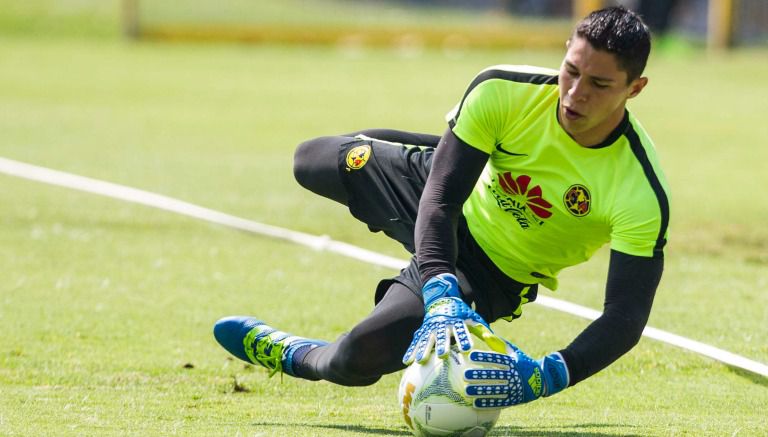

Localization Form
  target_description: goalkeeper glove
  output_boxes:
[402,273,495,365]
[464,340,569,408]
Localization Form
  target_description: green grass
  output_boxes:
[1,3,768,437]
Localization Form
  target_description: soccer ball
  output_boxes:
[398,345,501,437]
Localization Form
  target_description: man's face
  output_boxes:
[558,36,647,146]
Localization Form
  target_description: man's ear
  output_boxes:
[628,77,648,99]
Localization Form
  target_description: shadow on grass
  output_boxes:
[252,422,641,436]
[252,422,410,435]
[727,365,768,388]
[492,423,642,436]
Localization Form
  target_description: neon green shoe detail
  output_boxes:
[213,316,328,379]
[243,326,285,378]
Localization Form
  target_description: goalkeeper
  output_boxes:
[214,6,669,407]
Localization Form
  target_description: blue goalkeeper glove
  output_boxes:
[464,340,569,408]
[402,273,495,365]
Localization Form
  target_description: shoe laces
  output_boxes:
[254,339,284,378]
[244,328,285,379]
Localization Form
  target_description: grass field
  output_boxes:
[1,2,767,436]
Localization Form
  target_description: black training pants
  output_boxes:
[291,130,533,385]
[291,131,436,385]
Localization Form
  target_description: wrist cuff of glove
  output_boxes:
[541,351,570,397]
[422,273,460,307]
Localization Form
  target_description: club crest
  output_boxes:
[345,145,371,171]
[564,184,591,217]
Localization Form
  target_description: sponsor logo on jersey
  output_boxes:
[489,172,552,229]
[563,184,591,216]
[345,144,371,170]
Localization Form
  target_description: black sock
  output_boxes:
[290,344,320,380]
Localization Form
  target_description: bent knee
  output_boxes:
[293,136,349,204]
[293,137,336,185]
[327,352,382,387]
[293,137,322,189]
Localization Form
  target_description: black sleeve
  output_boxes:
[415,128,489,285]
[343,129,442,148]
[558,250,663,385]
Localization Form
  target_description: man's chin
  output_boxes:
[559,117,586,136]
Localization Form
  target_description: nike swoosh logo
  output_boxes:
[495,144,528,156]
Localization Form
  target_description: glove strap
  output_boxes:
[540,352,570,397]
[421,273,460,307]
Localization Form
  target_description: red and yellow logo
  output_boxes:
[345,145,371,171]
[564,184,591,217]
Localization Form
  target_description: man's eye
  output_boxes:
[594,82,609,89]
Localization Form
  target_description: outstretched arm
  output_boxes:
[465,250,663,407]
[559,249,663,385]
[414,128,489,283]
[401,128,491,364]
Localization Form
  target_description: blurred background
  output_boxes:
[3,0,767,49]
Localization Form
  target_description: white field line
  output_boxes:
[1,156,766,378]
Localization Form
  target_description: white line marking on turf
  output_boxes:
[0,157,405,269]
[534,296,768,377]
[2,156,766,378]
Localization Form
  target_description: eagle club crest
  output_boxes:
[564,184,591,216]
[345,145,371,171]
[489,172,553,229]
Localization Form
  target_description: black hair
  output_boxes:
[574,6,651,83]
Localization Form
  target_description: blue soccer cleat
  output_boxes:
[213,316,327,377]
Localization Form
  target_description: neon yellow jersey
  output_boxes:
[448,65,670,290]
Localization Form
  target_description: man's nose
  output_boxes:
[569,78,589,102]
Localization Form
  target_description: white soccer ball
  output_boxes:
[398,345,501,437]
